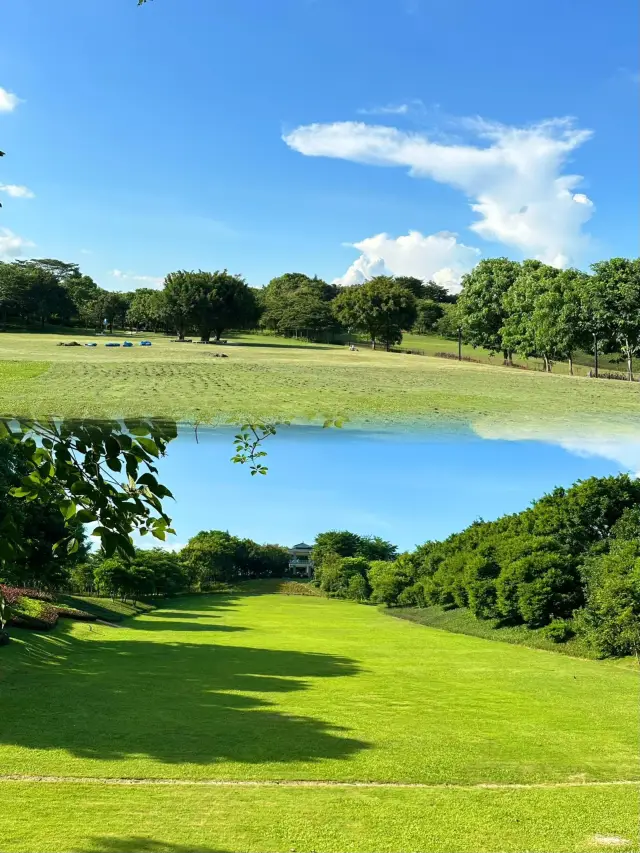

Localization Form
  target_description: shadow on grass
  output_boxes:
[231,340,334,351]
[80,838,228,853]
[1,620,367,766]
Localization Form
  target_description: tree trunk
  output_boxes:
[568,353,573,376]
[626,343,633,381]
[543,353,550,373]
[200,328,211,343]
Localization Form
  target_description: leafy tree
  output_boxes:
[127,288,168,331]
[413,299,445,334]
[395,277,456,303]
[357,535,398,562]
[193,270,257,342]
[585,258,640,380]
[317,555,370,596]
[62,274,101,322]
[502,263,589,372]
[332,276,417,350]
[260,273,337,338]
[163,270,202,340]
[180,530,241,587]
[368,554,415,605]
[457,258,521,361]
[345,572,369,601]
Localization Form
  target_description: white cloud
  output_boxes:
[0,183,35,199]
[111,269,163,288]
[0,86,21,112]
[334,229,481,289]
[0,227,34,258]
[472,420,640,477]
[284,116,595,267]
[357,99,425,117]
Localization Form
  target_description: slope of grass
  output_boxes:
[0,591,637,852]
[390,604,601,658]
[1,331,639,426]
[54,595,156,622]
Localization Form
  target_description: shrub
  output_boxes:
[345,573,369,601]
[541,619,575,643]
[10,597,59,630]
[279,581,321,596]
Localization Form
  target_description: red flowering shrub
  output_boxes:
[1,586,53,602]
[9,597,59,630]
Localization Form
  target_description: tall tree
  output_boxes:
[127,288,168,331]
[332,276,417,350]
[457,258,521,362]
[194,270,257,342]
[502,264,589,373]
[586,258,640,380]
[260,273,336,337]
[162,270,202,340]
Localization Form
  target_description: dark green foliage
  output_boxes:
[259,273,337,339]
[312,530,397,569]
[368,554,415,605]
[332,276,417,350]
[316,555,370,597]
[354,474,640,657]
[413,299,445,334]
[457,257,522,357]
[179,530,290,588]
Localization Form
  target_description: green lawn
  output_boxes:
[0,592,637,852]
[1,331,639,427]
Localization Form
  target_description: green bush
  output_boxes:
[345,573,369,601]
[541,619,575,643]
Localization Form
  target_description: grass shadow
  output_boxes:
[0,622,368,767]
[80,838,228,853]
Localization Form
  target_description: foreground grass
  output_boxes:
[1,331,639,426]
[0,594,637,784]
[0,592,637,852]
[1,781,637,853]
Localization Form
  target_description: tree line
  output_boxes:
[311,475,640,658]
[2,254,639,374]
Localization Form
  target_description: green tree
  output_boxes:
[332,276,417,350]
[127,288,168,331]
[260,273,337,338]
[180,530,242,587]
[193,270,257,342]
[368,554,415,605]
[413,299,445,334]
[457,258,521,361]
[501,263,588,373]
[586,258,640,380]
[163,270,202,340]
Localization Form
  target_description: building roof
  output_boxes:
[291,542,312,550]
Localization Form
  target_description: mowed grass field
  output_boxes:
[1,331,640,426]
[0,592,637,852]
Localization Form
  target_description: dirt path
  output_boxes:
[0,774,637,790]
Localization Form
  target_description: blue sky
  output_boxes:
[138,424,638,552]
[0,0,638,292]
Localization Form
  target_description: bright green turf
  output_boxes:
[1,593,638,852]
[0,781,637,853]
[1,331,639,426]
[0,594,637,784]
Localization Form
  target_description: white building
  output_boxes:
[288,543,314,577]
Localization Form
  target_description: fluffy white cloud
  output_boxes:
[284,116,594,267]
[0,183,35,199]
[111,269,163,288]
[334,229,480,288]
[0,86,21,112]
[0,227,34,258]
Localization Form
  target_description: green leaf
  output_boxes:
[59,499,77,520]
